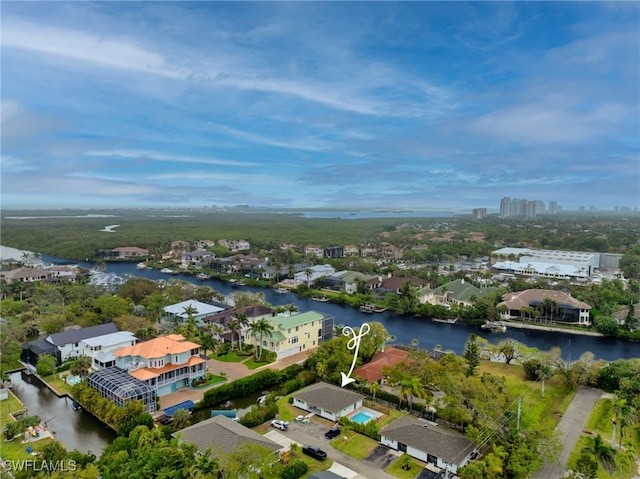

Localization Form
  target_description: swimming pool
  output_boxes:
[348,408,383,424]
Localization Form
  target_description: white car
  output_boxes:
[271,420,289,431]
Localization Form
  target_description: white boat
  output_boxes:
[312,296,329,302]
[160,268,174,274]
[136,262,149,270]
[481,321,507,333]
[196,273,209,280]
[275,288,289,295]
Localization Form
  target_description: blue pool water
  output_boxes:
[350,411,375,424]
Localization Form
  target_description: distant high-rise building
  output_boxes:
[499,197,555,217]
[500,197,510,217]
[472,208,487,220]
[549,201,558,214]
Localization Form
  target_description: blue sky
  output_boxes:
[2,2,638,212]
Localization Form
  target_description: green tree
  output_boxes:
[233,313,250,351]
[172,408,192,430]
[463,334,481,377]
[399,376,425,412]
[70,355,92,379]
[36,353,57,376]
[580,434,616,475]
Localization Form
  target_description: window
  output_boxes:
[291,336,298,344]
[318,329,322,338]
[296,326,299,332]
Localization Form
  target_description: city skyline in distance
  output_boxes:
[1,2,639,212]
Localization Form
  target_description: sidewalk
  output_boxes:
[158,350,311,409]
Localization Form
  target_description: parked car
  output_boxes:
[271,420,289,431]
[302,445,327,461]
[325,427,341,439]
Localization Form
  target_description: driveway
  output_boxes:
[530,386,603,479]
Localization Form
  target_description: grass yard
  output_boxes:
[214,352,249,362]
[286,447,333,478]
[243,357,276,370]
[386,454,424,479]
[276,396,300,422]
[330,430,378,460]
[478,361,576,430]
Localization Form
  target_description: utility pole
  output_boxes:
[516,395,522,431]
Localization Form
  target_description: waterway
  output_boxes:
[46,256,640,362]
[9,371,115,456]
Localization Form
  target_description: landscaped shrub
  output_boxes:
[339,416,380,440]
[238,400,278,428]
[280,460,308,479]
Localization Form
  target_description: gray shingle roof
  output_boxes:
[293,382,364,414]
[46,324,118,346]
[173,415,281,457]
[380,416,473,465]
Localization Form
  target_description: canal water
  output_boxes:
[73,259,640,362]
[9,371,115,456]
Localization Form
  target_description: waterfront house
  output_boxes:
[292,382,364,421]
[181,249,215,268]
[380,415,476,474]
[113,334,206,396]
[316,270,373,295]
[0,267,51,283]
[419,278,493,308]
[203,304,274,342]
[293,264,335,286]
[21,323,120,366]
[367,275,430,297]
[81,331,137,370]
[304,245,324,258]
[173,415,281,458]
[243,311,334,360]
[497,289,592,325]
[163,299,226,326]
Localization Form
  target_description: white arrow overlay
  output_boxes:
[340,323,370,387]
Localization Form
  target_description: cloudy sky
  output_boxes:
[2,2,638,212]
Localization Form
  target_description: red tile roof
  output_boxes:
[353,347,409,384]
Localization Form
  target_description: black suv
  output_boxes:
[302,445,327,460]
[325,427,341,439]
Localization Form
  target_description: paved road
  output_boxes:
[271,419,399,479]
[531,386,603,479]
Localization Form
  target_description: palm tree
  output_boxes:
[333,324,345,337]
[581,434,616,474]
[613,397,638,448]
[400,377,425,412]
[247,318,275,361]
[227,318,240,351]
[232,313,250,351]
[284,303,299,316]
[304,268,313,286]
[370,381,378,400]
[172,408,192,430]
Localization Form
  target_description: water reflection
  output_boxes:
[10,372,115,457]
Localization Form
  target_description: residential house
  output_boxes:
[381,242,404,260]
[81,331,137,370]
[218,239,250,252]
[353,347,409,384]
[163,299,226,326]
[0,267,51,283]
[304,245,324,259]
[380,416,475,474]
[87,366,157,413]
[173,415,281,458]
[497,289,592,325]
[111,247,149,258]
[113,334,206,396]
[360,246,378,257]
[367,275,430,296]
[292,382,364,421]
[48,265,80,282]
[243,311,334,360]
[21,323,120,366]
[317,271,373,295]
[293,264,335,286]
[324,247,344,258]
[419,278,493,309]
[613,303,640,329]
[181,249,215,268]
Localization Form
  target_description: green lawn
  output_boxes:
[286,447,333,478]
[192,374,226,389]
[244,358,275,370]
[331,430,378,460]
[386,454,423,479]
[214,352,249,362]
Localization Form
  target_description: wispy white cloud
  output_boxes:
[85,150,261,167]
